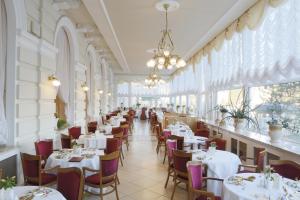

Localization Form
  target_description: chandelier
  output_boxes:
[145,68,165,88]
[146,1,186,70]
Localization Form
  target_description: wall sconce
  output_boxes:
[98,90,103,94]
[48,75,61,87]
[107,92,111,96]
[81,83,89,92]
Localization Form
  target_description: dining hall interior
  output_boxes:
[0,0,300,199]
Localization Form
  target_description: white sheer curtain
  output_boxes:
[0,0,7,145]
[206,0,300,91]
[117,82,129,95]
[55,29,71,121]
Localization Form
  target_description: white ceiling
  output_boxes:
[83,0,257,76]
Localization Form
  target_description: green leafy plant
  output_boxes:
[0,176,16,190]
[224,89,259,128]
[57,118,67,130]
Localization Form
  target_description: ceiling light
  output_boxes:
[145,1,185,71]
[48,75,61,87]
[98,90,103,94]
[147,59,156,68]
[81,83,89,92]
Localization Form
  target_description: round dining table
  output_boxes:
[45,148,104,172]
[223,173,300,200]
[13,186,66,200]
[77,133,113,149]
[192,149,241,197]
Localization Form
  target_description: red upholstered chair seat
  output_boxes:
[85,173,114,185]
[27,173,57,185]
[159,135,165,142]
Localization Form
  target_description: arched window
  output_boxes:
[0,0,7,145]
[55,28,71,121]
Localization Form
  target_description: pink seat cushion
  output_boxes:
[85,173,114,185]
[57,171,82,200]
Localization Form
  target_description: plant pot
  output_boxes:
[233,118,244,131]
[0,188,16,200]
[219,112,226,126]
[268,124,283,143]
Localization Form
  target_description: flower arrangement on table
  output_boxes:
[0,176,16,190]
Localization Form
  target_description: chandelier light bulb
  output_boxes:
[177,59,186,67]
[147,59,156,68]
[98,90,103,94]
[170,57,177,65]
[48,75,61,87]
[157,64,164,70]
[158,57,165,65]
[167,65,173,70]
[163,50,170,57]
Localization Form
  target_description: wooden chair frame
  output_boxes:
[83,151,120,200]
[21,153,58,186]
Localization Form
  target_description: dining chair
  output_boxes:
[20,153,58,186]
[105,138,120,154]
[68,126,81,139]
[238,149,266,173]
[61,134,72,149]
[164,140,177,188]
[83,151,120,200]
[162,130,172,163]
[121,123,130,150]
[156,123,166,154]
[187,161,223,200]
[171,150,192,200]
[168,135,184,150]
[57,167,84,200]
[140,107,147,120]
[270,160,300,180]
[113,132,124,166]
[112,127,123,135]
[205,138,226,151]
[34,139,53,168]
[194,128,210,138]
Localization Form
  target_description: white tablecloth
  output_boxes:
[223,173,300,200]
[193,150,241,196]
[45,149,104,172]
[77,134,113,149]
[110,116,125,126]
[167,123,207,148]
[13,186,66,200]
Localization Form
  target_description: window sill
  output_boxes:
[201,119,300,157]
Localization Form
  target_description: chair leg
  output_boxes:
[164,168,171,188]
[100,187,103,200]
[126,139,129,150]
[186,183,190,200]
[156,141,160,154]
[115,181,120,200]
[171,179,177,200]
[119,157,123,166]
[117,175,120,184]
[163,145,167,164]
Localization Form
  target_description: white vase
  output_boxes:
[268,124,283,143]
[0,188,16,200]
[233,118,244,131]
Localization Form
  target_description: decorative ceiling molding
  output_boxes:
[76,24,96,33]
[83,0,130,72]
[52,0,81,11]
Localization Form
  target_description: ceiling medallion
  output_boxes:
[146,0,186,70]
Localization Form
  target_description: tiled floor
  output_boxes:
[84,119,188,200]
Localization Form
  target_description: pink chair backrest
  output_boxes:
[61,134,71,149]
[57,168,83,200]
[163,131,172,138]
[187,161,203,190]
[195,129,209,138]
[206,138,226,151]
[35,140,53,159]
[68,126,81,139]
[166,140,177,162]
[105,138,119,154]
[112,127,123,135]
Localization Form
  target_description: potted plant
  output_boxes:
[216,105,228,126]
[224,90,258,131]
[57,118,68,131]
[0,176,16,199]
